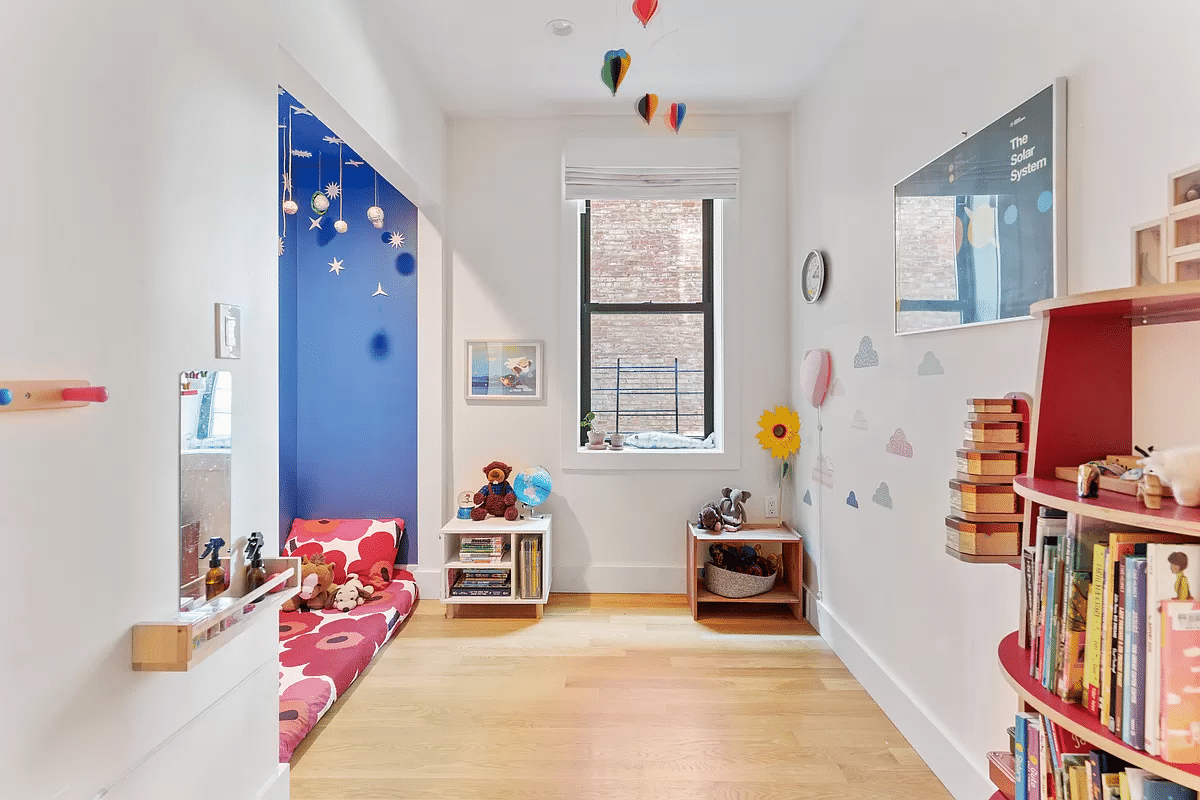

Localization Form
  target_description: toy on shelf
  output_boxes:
[0,380,109,412]
[1137,473,1165,510]
[1141,445,1200,507]
[717,487,751,533]
[471,460,519,521]
[1076,463,1101,498]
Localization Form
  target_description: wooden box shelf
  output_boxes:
[686,521,802,621]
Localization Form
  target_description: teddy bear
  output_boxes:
[718,486,751,532]
[282,553,337,612]
[472,460,519,521]
[330,576,375,612]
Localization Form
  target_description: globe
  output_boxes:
[512,465,552,514]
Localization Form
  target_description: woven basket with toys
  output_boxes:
[703,542,783,598]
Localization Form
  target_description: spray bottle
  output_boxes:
[200,537,226,600]
[245,532,266,590]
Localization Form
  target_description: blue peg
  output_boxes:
[0,388,12,406]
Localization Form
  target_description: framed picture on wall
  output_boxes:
[465,340,543,401]
[894,78,1067,335]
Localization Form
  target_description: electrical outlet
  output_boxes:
[765,494,779,518]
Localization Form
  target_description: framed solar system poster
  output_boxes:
[894,79,1066,335]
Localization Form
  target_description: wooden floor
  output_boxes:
[289,594,952,800]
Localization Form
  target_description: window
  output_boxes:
[579,199,714,446]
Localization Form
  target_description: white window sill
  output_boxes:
[561,445,740,472]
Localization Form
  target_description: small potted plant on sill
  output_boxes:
[580,412,605,448]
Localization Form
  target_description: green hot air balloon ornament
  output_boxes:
[601,49,631,96]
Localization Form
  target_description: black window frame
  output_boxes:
[579,198,715,446]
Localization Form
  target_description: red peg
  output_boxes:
[62,386,109,403]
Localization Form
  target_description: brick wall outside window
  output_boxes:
[586,200,708,437]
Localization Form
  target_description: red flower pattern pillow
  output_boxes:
[284,518,403,590]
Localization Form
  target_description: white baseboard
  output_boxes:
[410,567,441,600]
[812,597,991,800]
[413,564,686,596]
[255,764,288,800]
[552,564,686,594]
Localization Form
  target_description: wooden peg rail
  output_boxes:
[0,381,109,412]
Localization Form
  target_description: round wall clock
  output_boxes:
[801,249,826,303]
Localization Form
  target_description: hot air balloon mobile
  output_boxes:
[631,0,659,27]
[636,93,658,125]
[666,102,686,133]
[601,49,631,96]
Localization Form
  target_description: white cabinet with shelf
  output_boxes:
[440,515,552,619]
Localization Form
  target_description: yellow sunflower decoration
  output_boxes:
[756,406,801,461]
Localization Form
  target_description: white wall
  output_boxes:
[1,2,281,799]
[276,0,448,218]
[444,114,791,593]
[789,2,1200,797]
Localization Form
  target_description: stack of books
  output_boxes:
[1022,513,1200,765]
[458,535,509,564]
[946,397,1024,559]
[1012,711,1197,800]
[449,569,511,597]
[518,535,541,599]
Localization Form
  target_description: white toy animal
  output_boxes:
[331,576,375,612]
[1141,446,1200,507]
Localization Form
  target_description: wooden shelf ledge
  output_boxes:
[133,559,299,671]
[997,631,1200,790]
[696,586,801,604]
[945,545,1020,567]
[1030,279,1200,324]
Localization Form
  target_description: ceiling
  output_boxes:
[378,1,871,117]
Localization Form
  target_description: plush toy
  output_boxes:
[281,553,337,612]
[330,576,375,612]
[718,486,751,532]
[697,501,724,532]
[471,460,519,521]
[1142,445,1200,507]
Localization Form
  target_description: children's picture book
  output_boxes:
[1159,600,1200,765]
[1145,543,1200,756]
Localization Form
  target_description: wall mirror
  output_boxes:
[894,79,1065,335]
[179,370,232,610]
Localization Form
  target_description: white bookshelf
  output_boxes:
[440,515,552,619]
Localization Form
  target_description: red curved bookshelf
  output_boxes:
[1013,475,1200,537]
[997,631,1200,790]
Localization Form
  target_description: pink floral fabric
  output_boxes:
[283,518,404,590]
[278,571,417,761]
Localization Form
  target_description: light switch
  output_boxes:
[215,303,242,359]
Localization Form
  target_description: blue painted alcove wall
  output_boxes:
[278,88,418,563]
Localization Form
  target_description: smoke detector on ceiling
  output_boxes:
[546,18,575,36]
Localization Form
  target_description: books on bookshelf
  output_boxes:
[448,567,511,597]
[518,535,542,599]
[458,535,510,563]
[1021,518,1200,767]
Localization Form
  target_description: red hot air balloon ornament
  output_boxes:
[666,102,686,133]
[601,49,631,96]
[632,0,659,27]
[636,93,658,125]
